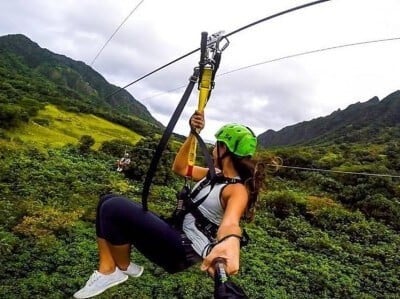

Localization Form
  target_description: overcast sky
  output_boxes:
[1,0,400,141]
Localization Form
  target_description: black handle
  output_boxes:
[200,31,208,65]
[212,258,248,299]
[198,31,208,84]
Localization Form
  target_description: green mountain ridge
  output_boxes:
[4,33,399,150]
[0,33,162,129]
[258,90,400,147]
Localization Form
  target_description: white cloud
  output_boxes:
[1,0,400,141]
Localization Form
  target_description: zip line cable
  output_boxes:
[273,164,400,179]
[139,36,400,102]
[105,48,199,98]
[224,0,328,38]
[90,0,145,67]
[119,147,400,179]
[219,36,400,77]
[105,0,330,99]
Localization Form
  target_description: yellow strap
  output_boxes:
[187,67,213,175]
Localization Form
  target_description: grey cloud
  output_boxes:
[2,0,400,139]
[201,63,315,132]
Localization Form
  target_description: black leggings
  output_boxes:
[96,194,201,274]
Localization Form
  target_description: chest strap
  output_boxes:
[189,178,250,249]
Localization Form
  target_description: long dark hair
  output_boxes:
[231,155,265,222]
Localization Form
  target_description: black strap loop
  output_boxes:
[142,31,221,212]
[141,68,199,211]
[190,130,216,180]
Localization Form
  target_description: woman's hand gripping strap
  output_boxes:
[187,31,228,178]
[187,32,211,177]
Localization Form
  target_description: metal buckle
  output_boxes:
[207,31,230,53]
[204,31,230,67]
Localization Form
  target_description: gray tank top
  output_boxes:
[182,177,233,257]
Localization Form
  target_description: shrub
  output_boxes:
[0,128,10,140]
[33,118,50,126]
[78,135,95,153]
[306,172,342,194]
[0,103,25,128]
[99,139,134,157]
[309,204,364,231]
[123,136,176,185]
[12,205,83,239]
[356,194,400,230]
[264,190,307,219]
[317,152,344,168]
[0,229,19,255]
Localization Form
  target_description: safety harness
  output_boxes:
[167,130,249,248]
[168,172,243,239]
[187,178,249,250]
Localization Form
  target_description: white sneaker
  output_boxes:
[73,268,128,298]
[121,262,144,277]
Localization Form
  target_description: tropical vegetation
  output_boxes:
[0,33,399,299]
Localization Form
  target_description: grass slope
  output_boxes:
[7,105,142,149]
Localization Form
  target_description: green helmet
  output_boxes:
[215,123,257,157]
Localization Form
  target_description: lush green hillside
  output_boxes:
[258,91,400,147]
[6,104,141,150]
[1,32,399,299]
[0,34,161,123]
[1,120,400,298]
[0,34,163,138]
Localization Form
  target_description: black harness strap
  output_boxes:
[188,177,241,243]
[191,130,216,180]
[142,32,211,212]
[188,175,242,212]
[141,68,199,211]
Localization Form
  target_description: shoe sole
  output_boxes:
[125,266,144,278]
[73,275,129,299]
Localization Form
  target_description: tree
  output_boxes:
[0,103,27,128]
[123,136,176,185]
[78,135,95,153]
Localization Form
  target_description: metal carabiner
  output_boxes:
[217,36,230,52]
[210,31,229,53]
[206,31,230,61]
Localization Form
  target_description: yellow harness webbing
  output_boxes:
[187,67,213,177]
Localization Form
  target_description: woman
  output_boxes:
[73,111,262,299]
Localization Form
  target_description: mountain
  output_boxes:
[258,90,400,147]
[0,34,162,129]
